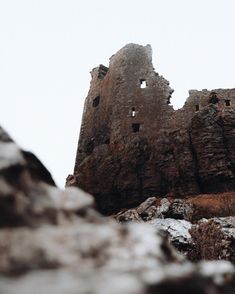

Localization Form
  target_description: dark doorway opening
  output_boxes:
[195,104,199,111]
[132,123,140,133]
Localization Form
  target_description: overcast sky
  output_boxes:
[0,0,235,186]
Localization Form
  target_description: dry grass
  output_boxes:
[186,192,235,220]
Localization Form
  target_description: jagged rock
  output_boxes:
[115,193,235,224]
[157,198,171,216]
[136,196,157,215]
[115,208,143,223]
[165,199,194,221]
[116,197,163,223]
[115,196,235,263]
[150,218,194,257]
[115,197,194,256]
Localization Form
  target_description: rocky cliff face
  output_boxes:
[69,105,235,214]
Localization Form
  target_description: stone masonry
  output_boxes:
[69,44,235,214]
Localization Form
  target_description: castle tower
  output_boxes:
[69,43,235,214]
[74,44,174,172]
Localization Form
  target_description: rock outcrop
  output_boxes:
[1,125,235,293]
[115,195,235,264]
[69,44,235,214]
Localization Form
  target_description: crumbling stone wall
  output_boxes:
[174,89,235,130]
[71,44,235,213]
[75,43,235,173]
[74,44,174,170]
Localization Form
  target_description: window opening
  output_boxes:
[98,64,108,80]
[93,96,100,107]
[225,100,231,106]
[209,92,219,104]
[132,123,140,133]
[140,79,147,88]
[131,107,136,117]
[195,104,199,112]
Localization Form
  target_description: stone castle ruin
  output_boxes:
[1,43,235,294]
[69,44,235,214]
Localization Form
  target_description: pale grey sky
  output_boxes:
[0,0,235,186]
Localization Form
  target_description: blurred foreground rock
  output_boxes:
[0,126,235,293]
[0,127,93,227]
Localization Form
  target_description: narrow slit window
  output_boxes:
[93,96,100,107]
[131,107,136,117]
[140,79,147,88]
[132,123,140,133]
[225,99,231,106]
[195,104,199,112]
